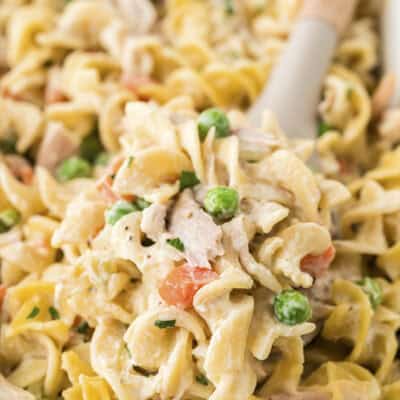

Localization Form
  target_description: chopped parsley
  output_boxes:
[133,197,151,211]
[76,321,89,334]
[94,152,110,166]
[127,156,134,167]
[195,374,209,386]
[141,236,155,247]
[0,208,21,233]
[27,306,40,319]
[179,171,200,191]
[132,365,152,376]
[106,201,137,225]
[48,306,60,320]
[43,60,54,68]
[224,0,234,15]
[0,135,17,154]
[346,86,353,100]
[79,132,104,163]
[154,319,176,329]
[317,121,334,137]
[166,237,185,252]
[124,343,132,357]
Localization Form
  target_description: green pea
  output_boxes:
[79,133,103,163]
[0,208,21,233]
[56,157,92,182]
[273,289,312,326]
[204,186,238,221]
[198,108,230,142]
[105,200,137,225]
[357,277,382,309]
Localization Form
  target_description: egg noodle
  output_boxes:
[1,1,400,400]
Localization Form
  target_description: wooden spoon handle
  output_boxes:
[382,0,400,107]
[301,0,358,36]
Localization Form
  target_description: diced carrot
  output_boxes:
[121,73,153,101]
[300,245,336,278]
[337,158,355,176]
[45,86,68,105]
[96,157,131,205]
[2,88,24,101]
[0,285,7,310]
[28,238,52,257]
[159,265,218,309]
[4,155,34,185]
[96,176,120,205]
[121,73,152,93]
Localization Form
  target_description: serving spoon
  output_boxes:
[245,0,359,141]
[373,0,400,116]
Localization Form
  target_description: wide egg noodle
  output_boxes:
[1,1,400,399]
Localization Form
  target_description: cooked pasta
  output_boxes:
[1,0,400,400]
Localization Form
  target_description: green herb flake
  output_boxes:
[141,236,155,247]
[318,121,335,137]
[224,0,234,15]
[317,121,334,137]
[154,319,176,329]
[94,152,110,166]
[195,374,209,386]
[27,306,40,319]
[48,306,60,320]
[124,343,132,357]
[179,170,200,191]
[357,277,382,309]
[76,321,89,334]
[346,86,353,100]
[0,135,17,154]
[0,208,21,233]
[133,365,151,376]
[43,60,54,68]
[106,200,138,225]
[127,156,134,168]
[79,133,104,163]
[166,237,185,252]
[134,197,151,211]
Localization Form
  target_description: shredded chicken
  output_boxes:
[371,73,396,118]
[269,391,330,400]
[140,203,167,241]
[45,67,68,105]
[379,109,400,147]
[3,155,33,185]
[112,0,156,34]
[223,215,281,292]
[0,374,35,400]
[169,190,224,267]
[36,122,79,172]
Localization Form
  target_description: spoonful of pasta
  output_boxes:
[244,0,359,143]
